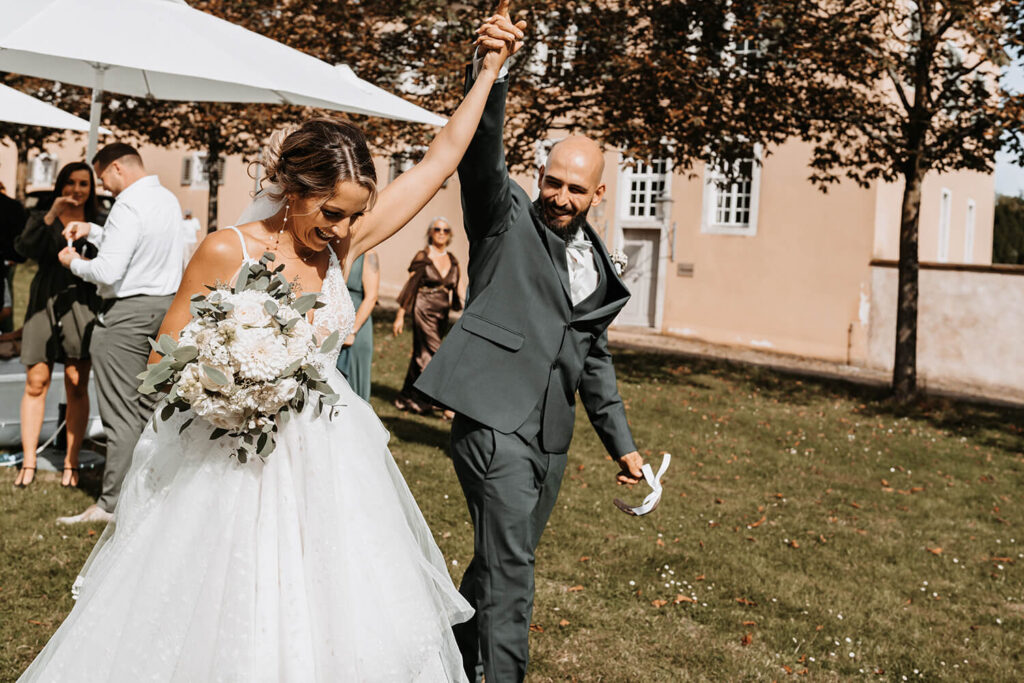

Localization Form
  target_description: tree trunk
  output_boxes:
[893,162,923,403]
[206,132,221,234]
[14,146,29,202]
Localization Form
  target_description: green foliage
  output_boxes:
[993,194,1024,265]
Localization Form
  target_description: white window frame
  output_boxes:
[181,152,225,188]
[388,146,426,184]
[700,145,762,236]
[29,152,59,187]
[937,187,952,262]
[963,198,976,264]
[618,158,672,226]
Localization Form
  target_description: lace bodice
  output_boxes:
[225,226,355,370]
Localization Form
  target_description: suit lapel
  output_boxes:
[532,205,573,304]
[572,223,631,324]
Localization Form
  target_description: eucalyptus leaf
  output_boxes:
[202,365,229,386]
[160,404,176,422]
[292,293,319,315]
[264,300,279,316]
[178,417,195,434]
[234,264,252,292]
[321,393,340,406]
[210,428,229,440]
[172,345,199,363]
[157,334,177,357]
[319,331,340,354]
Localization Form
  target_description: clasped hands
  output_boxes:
[474,0,528,73]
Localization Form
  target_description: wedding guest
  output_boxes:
[181,208,203,265]
[335,248,379,401]
[56,143,184,523]
[0,190,27,335]
[13,162,105,488]
[392,217,462,416]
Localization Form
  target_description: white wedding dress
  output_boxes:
[19,230,472,683]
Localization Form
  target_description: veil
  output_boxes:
[236,182,285,225]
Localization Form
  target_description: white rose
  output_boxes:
[193,395,245,431]
[257,377,300,413]
[225,290,273,328]
[175,364,205,404]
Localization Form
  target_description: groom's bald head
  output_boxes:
[535,135,606,239]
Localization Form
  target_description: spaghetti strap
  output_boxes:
[225,225,253,262]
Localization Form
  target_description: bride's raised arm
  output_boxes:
[349,3,526,260]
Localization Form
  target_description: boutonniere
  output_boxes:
[609,249,628,276]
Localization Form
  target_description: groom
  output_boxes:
[415,6,648,681]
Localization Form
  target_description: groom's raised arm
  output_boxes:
[457,63,513,242]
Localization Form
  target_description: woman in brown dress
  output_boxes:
[13,162,104,488]
[393,217,462,416]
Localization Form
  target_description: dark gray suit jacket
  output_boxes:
[415,74,636,459]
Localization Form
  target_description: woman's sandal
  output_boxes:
[14,466,36,488]
[62,466,80,488]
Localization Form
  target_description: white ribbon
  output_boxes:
[614,453,671,516]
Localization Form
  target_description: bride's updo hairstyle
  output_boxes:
[260,117,378,209]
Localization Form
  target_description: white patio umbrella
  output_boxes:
[0,0,445,161]
[0,82,112,134]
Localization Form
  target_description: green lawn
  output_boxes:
[2,319,1023,681]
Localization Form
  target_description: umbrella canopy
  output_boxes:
[0,82,110,133]
[0,0,445,158]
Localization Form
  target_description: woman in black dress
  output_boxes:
[13,162,104,488]
[392,217,462,417]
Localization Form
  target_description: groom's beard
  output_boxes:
[534,198,590,244]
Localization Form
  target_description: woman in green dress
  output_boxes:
[13,162,104,488]
[335,249,379,401]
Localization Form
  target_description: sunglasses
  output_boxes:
[432,226,451,234]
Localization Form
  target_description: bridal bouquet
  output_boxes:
[138,252,341,462]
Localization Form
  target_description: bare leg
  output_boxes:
[16,362,52,487]
[62,360,90,487]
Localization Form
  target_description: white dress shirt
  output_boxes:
[71,175,185,299]
[566,228,600,306]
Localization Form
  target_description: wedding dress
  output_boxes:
[19,228,471,683]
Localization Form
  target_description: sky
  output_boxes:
[995,63,1024,197]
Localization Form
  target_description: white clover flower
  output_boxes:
[225,290,274,328]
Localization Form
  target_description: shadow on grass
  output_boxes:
[614,346,1024,455]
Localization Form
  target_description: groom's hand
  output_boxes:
[616,451,645,485]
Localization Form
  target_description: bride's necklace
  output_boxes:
[269,203,318,265]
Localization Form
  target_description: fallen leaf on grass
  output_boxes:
[87,529,96,537]
[651,599,668,608]
[579,556,590,562]
[558,619,570,627]
[568,585,584,592]
[28,620,45,626]
[742,620,757,626]
[694,574,705,581]
[788,540,800,549]
[783,664,793,674]
[850,501,862,509]
[926,547,943,556]
[736,597,757,606]
[674,594,696,604]
[529,624,544,632]
[748,515,766,529]
[741,633,753,646]
[656,538,665,547]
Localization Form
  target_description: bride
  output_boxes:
[18,9,527,683]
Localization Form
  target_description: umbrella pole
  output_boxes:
[86,68,106,163]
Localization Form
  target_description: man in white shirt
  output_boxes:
[181,208,203,266]
[56,143,184,523]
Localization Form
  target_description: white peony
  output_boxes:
[225,290,274,328]
[229,327,289,382]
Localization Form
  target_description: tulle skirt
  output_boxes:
[19,369,471,682]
